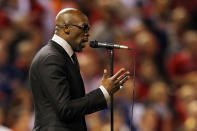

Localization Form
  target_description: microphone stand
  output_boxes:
[109,49,114,131]
[106,46,135,131]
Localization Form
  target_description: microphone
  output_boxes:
[89,40,132,50]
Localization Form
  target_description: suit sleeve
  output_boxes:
[38,54,107,121]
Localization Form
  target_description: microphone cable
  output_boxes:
[130,51,136,131]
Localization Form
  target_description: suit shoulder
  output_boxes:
[31,44,61,68]
[34,43,61,60]
[38,44,58,57]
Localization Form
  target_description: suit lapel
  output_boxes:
[49,40,85,96]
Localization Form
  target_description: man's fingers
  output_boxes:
[119,76,130,85]
[111,68,125,80]
[114,71,130,84]
[103,69,108,79]
[111,76,130,94]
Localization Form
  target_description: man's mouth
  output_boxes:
[81,38,88,43]
[79,38,88,49]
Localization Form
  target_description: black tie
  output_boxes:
[71,53,80,70]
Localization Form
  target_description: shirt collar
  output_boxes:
[52,34,74,58]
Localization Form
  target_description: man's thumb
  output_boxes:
[103,69,108,78]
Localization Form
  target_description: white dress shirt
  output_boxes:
[0,126,11,131]
[52,34,110,101]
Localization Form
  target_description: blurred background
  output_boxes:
[0,0,197,131]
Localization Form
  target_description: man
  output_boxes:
[29,8,130,131]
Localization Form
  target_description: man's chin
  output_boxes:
[74,48,83,52]
[73,44,86,52]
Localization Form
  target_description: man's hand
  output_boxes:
[101,68,130,95]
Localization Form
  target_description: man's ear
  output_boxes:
[64,25,70,35]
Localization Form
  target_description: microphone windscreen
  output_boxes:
[89,40,98,48]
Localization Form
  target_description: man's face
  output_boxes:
[68,14,90,52]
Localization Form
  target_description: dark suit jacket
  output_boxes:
[29,40,107,131]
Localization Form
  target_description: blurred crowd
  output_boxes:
[0,0,197,131]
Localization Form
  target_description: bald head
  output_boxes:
[56,8,77,20]
[55,8,88,32]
